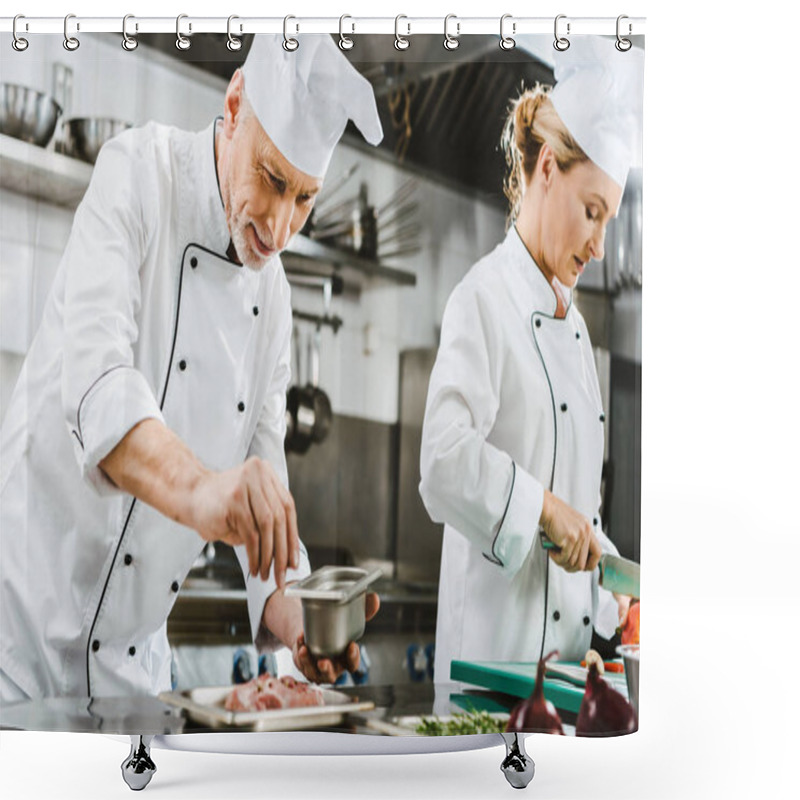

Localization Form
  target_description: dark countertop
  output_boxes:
[0,682,517,736]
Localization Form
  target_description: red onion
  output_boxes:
[576,655,637,737]
[505,650,564,735]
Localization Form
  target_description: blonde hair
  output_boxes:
[501,84,589,224]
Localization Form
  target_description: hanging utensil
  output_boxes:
[376,201,418,233]
[286,327,332,454]
[377,244,422,261]
[313,163,359,216]
[379,222,421,247]
[284,325,305,452]
[313,195,360,228]
[376,178,417,217]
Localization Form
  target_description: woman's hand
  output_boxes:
[615,593,632,626]
[539,490,602,573]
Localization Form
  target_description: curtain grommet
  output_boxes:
[339,14,354,51]
[616,15,633,51]
[283,15,299,52]
[176,14,191,51]
[394,15,410,51]
[63,13,80,51]
[554,14,570,51]
[12,14,29,51]
[499,14,516,51]
[443,14,460,51]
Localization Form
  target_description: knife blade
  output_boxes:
[539,532,640,597]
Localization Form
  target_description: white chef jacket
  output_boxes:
[419,226,620,683]
[0,120,310,700]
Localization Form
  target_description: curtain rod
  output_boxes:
[0,15,646,37]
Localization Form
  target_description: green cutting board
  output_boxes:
[450,660,585,714]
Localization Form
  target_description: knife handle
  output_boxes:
[539,531,561,552]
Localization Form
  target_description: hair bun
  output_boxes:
[514,88,548,152]
[501,83,586,226]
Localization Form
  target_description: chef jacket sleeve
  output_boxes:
[419,280,544,580]
[59,133,165,495]
[235,299,311,649]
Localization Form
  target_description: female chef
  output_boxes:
[419,37,644,683]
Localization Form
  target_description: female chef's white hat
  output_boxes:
[241,34,383,178]
[550,36,644,190]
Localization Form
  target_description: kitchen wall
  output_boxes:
[0,35,506,428]
[1,36,641,567]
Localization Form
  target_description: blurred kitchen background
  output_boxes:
[0,34,641,690]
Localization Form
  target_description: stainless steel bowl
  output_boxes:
[59,117,132,164]
[0,83,62,147]
[616,643,640,716]
[285,566,383,658]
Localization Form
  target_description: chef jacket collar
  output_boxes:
[189,117,234,258]
[507,225,573,318]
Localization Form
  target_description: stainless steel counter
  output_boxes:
[0,683,513,736]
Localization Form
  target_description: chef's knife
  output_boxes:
[539,532,640,597]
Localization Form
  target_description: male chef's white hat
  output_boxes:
[550,36,644,190]
[241,34,383,178]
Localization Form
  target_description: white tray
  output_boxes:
[158,685,375,732]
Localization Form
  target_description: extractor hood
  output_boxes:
[138,33,555,206]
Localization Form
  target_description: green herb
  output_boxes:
[415,709,508,736]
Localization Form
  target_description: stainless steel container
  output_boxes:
[285,566,382,657]
[617,643,640,716]
[0,83,62,147]
[59,117,132,164]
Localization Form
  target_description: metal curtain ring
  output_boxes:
[499,14,516,50]
[554,14,570,51]
[443,14,459,51]
[176,14,191,51]
[121,15,138,51]
[394,15,410,51]
[283,16,299,51]
[63,14,80,51]
[339,15,354,50]
[227,15,242,52]
[12,14,29,51]
[616,15,632,51]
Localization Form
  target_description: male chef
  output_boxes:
[0,34,382,703]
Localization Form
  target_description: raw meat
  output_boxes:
[224,675,325,712]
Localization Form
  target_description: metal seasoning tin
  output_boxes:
[285,566,383,657]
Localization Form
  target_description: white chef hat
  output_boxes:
[240,34,383,178]
[550,36,644,189]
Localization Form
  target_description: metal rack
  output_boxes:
[0,132,418,288]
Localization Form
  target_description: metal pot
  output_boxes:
[616,643,640,716]
[58,117,132,164]
[285,326,332,454]
[285,566,383,657]
[0,83,62,147]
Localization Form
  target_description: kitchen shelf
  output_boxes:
[0,133,418,288]
[283,234,417,288]
[0,133,92,209]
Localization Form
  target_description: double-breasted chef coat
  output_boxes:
[419,226,620,684]
[0,119,310,700]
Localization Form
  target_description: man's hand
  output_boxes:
[188,457,299,586]
[99,419,299,588]
[292,593,380,684]
[539,490,602,573]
